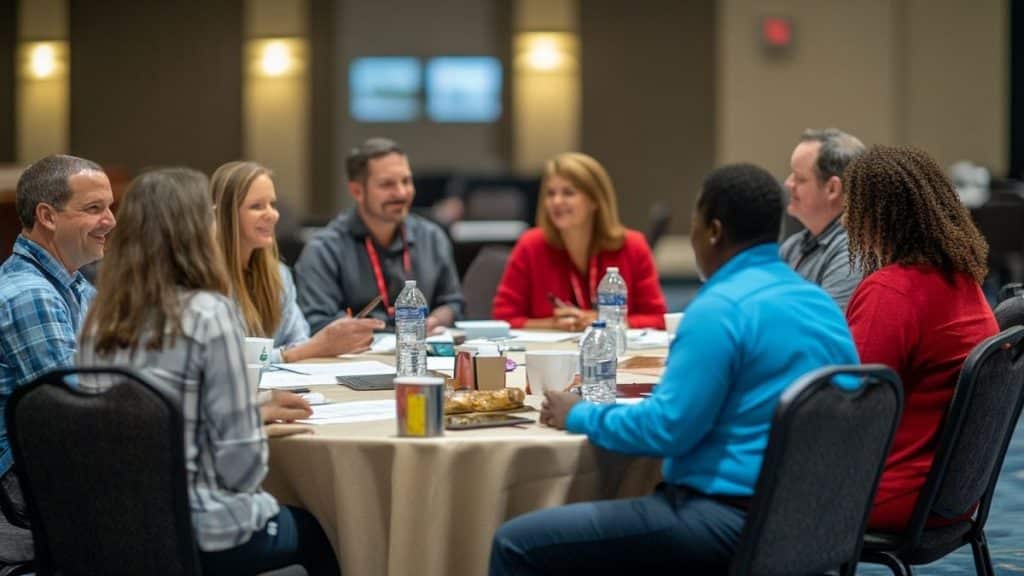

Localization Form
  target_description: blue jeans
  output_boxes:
[489,484,747,575]
[199,505,340,576]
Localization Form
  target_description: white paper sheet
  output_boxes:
[297,400,396,425]
[508,330,579,343]
[426,356,455,372]
[260,361,396,389]
[371,333,397,353]
[627,329,670,349]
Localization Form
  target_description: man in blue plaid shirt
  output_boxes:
[0,155,115,575]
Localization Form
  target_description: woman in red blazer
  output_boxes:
[492,152,667,331]
[843,146,998,532]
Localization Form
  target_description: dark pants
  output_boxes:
[199,505,340,576]
[489,484,747,576]
[0,469,33,576]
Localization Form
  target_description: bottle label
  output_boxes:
[597,294,626,307]
[582,359,616,381]
[396,306,427,322]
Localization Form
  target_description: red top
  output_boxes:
[492,228,667,329]
[847,264,997,532]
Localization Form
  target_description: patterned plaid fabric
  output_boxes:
[77,290,279,552]
[0,235,94,476]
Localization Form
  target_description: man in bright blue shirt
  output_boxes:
[490,163,858,574]
[0,155,115,574]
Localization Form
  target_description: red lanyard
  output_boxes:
[568,253,598,309]
[364,230,412,316]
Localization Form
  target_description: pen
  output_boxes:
[546,292,572,309]
[270,364,312,376]
[355,295,383,319]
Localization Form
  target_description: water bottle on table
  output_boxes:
[395,280,427,376]
[597,266,628,356]
[580,320,617,404]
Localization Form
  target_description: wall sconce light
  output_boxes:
[20,41,68,80]
[515,32,578,73]
[248,38,306,78]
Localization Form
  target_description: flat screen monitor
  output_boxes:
[349,57,421,122]
[425,57,502,123]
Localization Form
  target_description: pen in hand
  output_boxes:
[547,292,572,310]
[354,295,383,319]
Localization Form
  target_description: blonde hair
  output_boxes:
[210,161,283,337]
[83,168,230,354]
[537,152,625,252]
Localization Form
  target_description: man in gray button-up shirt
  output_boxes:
[779,128,865,311]
[295,138,464,333]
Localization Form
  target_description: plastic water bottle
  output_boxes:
[597,267,628,356]
[580,320,617,404]
[395,280,427,376]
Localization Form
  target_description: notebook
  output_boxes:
[336,374,396,391]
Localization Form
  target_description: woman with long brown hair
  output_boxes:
[492,152,667,331]
[210,161,381,362]
[843,145,998,532]
[77,168,339,574]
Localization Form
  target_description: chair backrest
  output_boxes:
[996,282,1023,304]
[902,325,1024,545]
[993,295,1024,330]
[6,367,200,576]
[730,365,903,576]
[461,245,511,320]
[644,201,672,249]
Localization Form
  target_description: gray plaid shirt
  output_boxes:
[77,290,278,552]
[779,218,862,312]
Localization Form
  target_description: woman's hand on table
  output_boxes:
[284,317,385,361]
[260,390,313,423]
[552,306,597,332]
[540,390,582,430]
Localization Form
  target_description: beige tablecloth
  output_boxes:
[263,344,666,576]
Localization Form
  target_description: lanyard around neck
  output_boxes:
[364,228,412,316]
[568,252,598,309]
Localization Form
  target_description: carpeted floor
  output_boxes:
[857,418,1024,575]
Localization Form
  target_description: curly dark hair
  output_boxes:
[843,145,988,283]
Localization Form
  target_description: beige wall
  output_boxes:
[16,0,68,163]
[718,0,1007,179]
[244,0,310,213]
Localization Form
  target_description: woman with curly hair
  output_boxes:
[843,145,998,532]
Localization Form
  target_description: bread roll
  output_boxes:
[445,388,525,414]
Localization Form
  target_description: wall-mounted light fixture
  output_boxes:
[20,41,68,80]
[515,32,577,73]
[248,37,306,78]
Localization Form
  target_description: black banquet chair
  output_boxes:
[859,325,1024,576]
[461,245,511,320]
[729,365,903,576]
[6,367,200,576]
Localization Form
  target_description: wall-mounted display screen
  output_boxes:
[349,57,421,122]
[425,57,502,123]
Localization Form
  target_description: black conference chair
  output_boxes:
[859,325,1024,576]
[461,245,511,320]
[729,365,903,576]
[6,367,200,576]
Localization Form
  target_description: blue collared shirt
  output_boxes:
[0,235,95,475]
[566,242,859,496]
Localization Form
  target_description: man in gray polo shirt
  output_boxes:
[295,138,464,333]
[779,128,865,311]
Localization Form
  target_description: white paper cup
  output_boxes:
[246,363,263,393]
[525,350,580,395]
[244,337,274,367]
[664,313,684,340]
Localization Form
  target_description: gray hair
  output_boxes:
[799,128,865,184]
[345,137,404,183]
[16,154,104,229]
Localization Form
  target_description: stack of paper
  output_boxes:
[297,400,396,425]
[261,361,396,389]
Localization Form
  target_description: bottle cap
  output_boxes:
[405,280,416,287]
[591,320,607,328]
[607,267,619,273]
